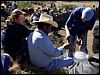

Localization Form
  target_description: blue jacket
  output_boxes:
[66,7,96,37]
[1,53,12,74]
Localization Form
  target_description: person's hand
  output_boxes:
[66,35,71,43]
[76,39,82,46]
[63,43,75,50]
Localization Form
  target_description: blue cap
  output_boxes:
[82,7,94,21]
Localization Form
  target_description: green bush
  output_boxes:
[16,1,32,9]
[59,4,78,10]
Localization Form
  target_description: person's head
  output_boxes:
[81,7,94,22]
[31,13,58,35]
[36,22,52,34]
[37,22,52,34]
[10,9,25,25]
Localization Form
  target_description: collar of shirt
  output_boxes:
[34,28,49,38]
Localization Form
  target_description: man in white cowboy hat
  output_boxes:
[65,6,96,57]
[27,13,75,71]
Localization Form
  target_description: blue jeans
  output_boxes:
[68,33,88,57]
[45,57,73,71]
[39,46,74,72]
[92,38,99,53]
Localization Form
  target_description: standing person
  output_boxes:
[65,7,96,57]
[30,12,40,22]
[1,9,31,60]
[92,25,99,54]
[27,13,75,72]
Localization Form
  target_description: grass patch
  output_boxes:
[16,1,32,9]
[49,33,64,48]
[59,4,78,10]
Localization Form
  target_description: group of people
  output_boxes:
[1,2,99,74]
[1,1,18,20]
[29,3,73,35]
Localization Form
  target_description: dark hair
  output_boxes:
[36,22,51,30]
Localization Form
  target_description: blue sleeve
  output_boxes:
[66,7,86,27]
[37,37,64,57]
[66,11,74,27]
[66,7,79,26]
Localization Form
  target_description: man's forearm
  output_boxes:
[65,25,70,38]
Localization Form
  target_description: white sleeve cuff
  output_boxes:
[58,46,64,55]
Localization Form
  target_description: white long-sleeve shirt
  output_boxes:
[27,28,64,67]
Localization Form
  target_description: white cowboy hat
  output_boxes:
[30,13,58,28]
[11,9,26,15]
[74,51,89,62]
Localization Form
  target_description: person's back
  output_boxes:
[66,6,96,36]
[1,9,31,59]
[27,28,52,67]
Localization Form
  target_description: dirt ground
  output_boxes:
[56,1,99,7]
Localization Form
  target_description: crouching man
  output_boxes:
[27,13,75,71]
[65,6,96,57]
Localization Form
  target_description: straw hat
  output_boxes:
[74,51,89,62]
[31,13,58,28]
